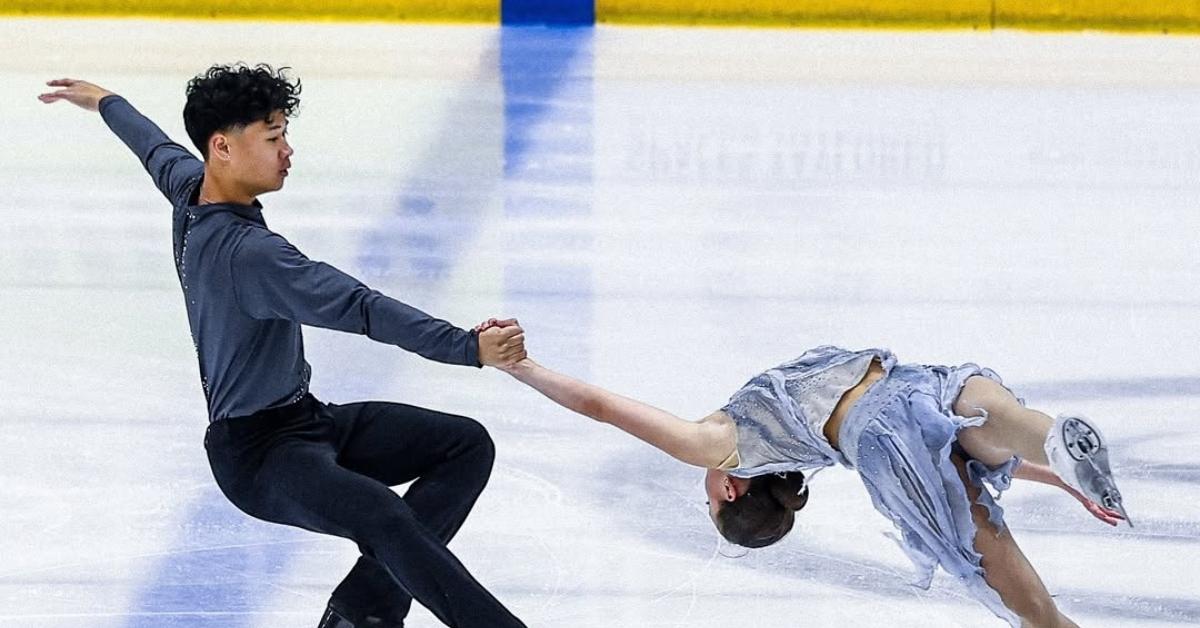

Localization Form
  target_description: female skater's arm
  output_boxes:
[1013,460,1125,526]
[503,359,735,469]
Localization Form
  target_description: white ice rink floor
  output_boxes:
[2,16,1200,628]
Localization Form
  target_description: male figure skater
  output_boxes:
[40,64,528,628]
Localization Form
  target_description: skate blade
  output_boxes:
[1082,453,1133,527]
[1108,496,1133,528]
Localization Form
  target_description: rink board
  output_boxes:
[3,0,1200,31]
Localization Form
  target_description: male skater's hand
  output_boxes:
[38,79,116,111]
[478,323,526,368]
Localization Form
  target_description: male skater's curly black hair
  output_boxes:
[183,63,301,158]
[716,471,809,549]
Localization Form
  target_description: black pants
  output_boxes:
[204,394,526,628]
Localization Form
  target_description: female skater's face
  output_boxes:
[704,469,750,523]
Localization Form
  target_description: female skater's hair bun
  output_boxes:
[715,471,809,549]
[767,472,810,511]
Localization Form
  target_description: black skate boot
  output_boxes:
[318,603,402,628]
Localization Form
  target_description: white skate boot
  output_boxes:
[1044,414,1131,526]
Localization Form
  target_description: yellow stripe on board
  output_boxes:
[598,0,1200,32]
[998,1,1200,33]
[0,0,499,22]
[599,0,992,29]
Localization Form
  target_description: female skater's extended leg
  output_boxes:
[951,376,1128,521]
[953,456,1079,628]
[952,376,1052,467]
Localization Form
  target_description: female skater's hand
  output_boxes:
[474,317,519,333]
[1066,484,1125,526]
[1014,460,1124,526]
[38,79,116,111]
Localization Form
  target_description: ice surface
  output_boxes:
[1,17,1198,627]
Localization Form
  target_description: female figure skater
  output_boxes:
[492,337,1128,628]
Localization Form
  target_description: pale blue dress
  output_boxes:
[722,345,1022,627]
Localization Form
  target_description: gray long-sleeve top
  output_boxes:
[99,95,480,422]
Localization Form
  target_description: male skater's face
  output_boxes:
[218,110,293,195]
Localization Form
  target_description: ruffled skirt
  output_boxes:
[837,362,1023,627]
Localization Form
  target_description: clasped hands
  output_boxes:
[474,318,527,369]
